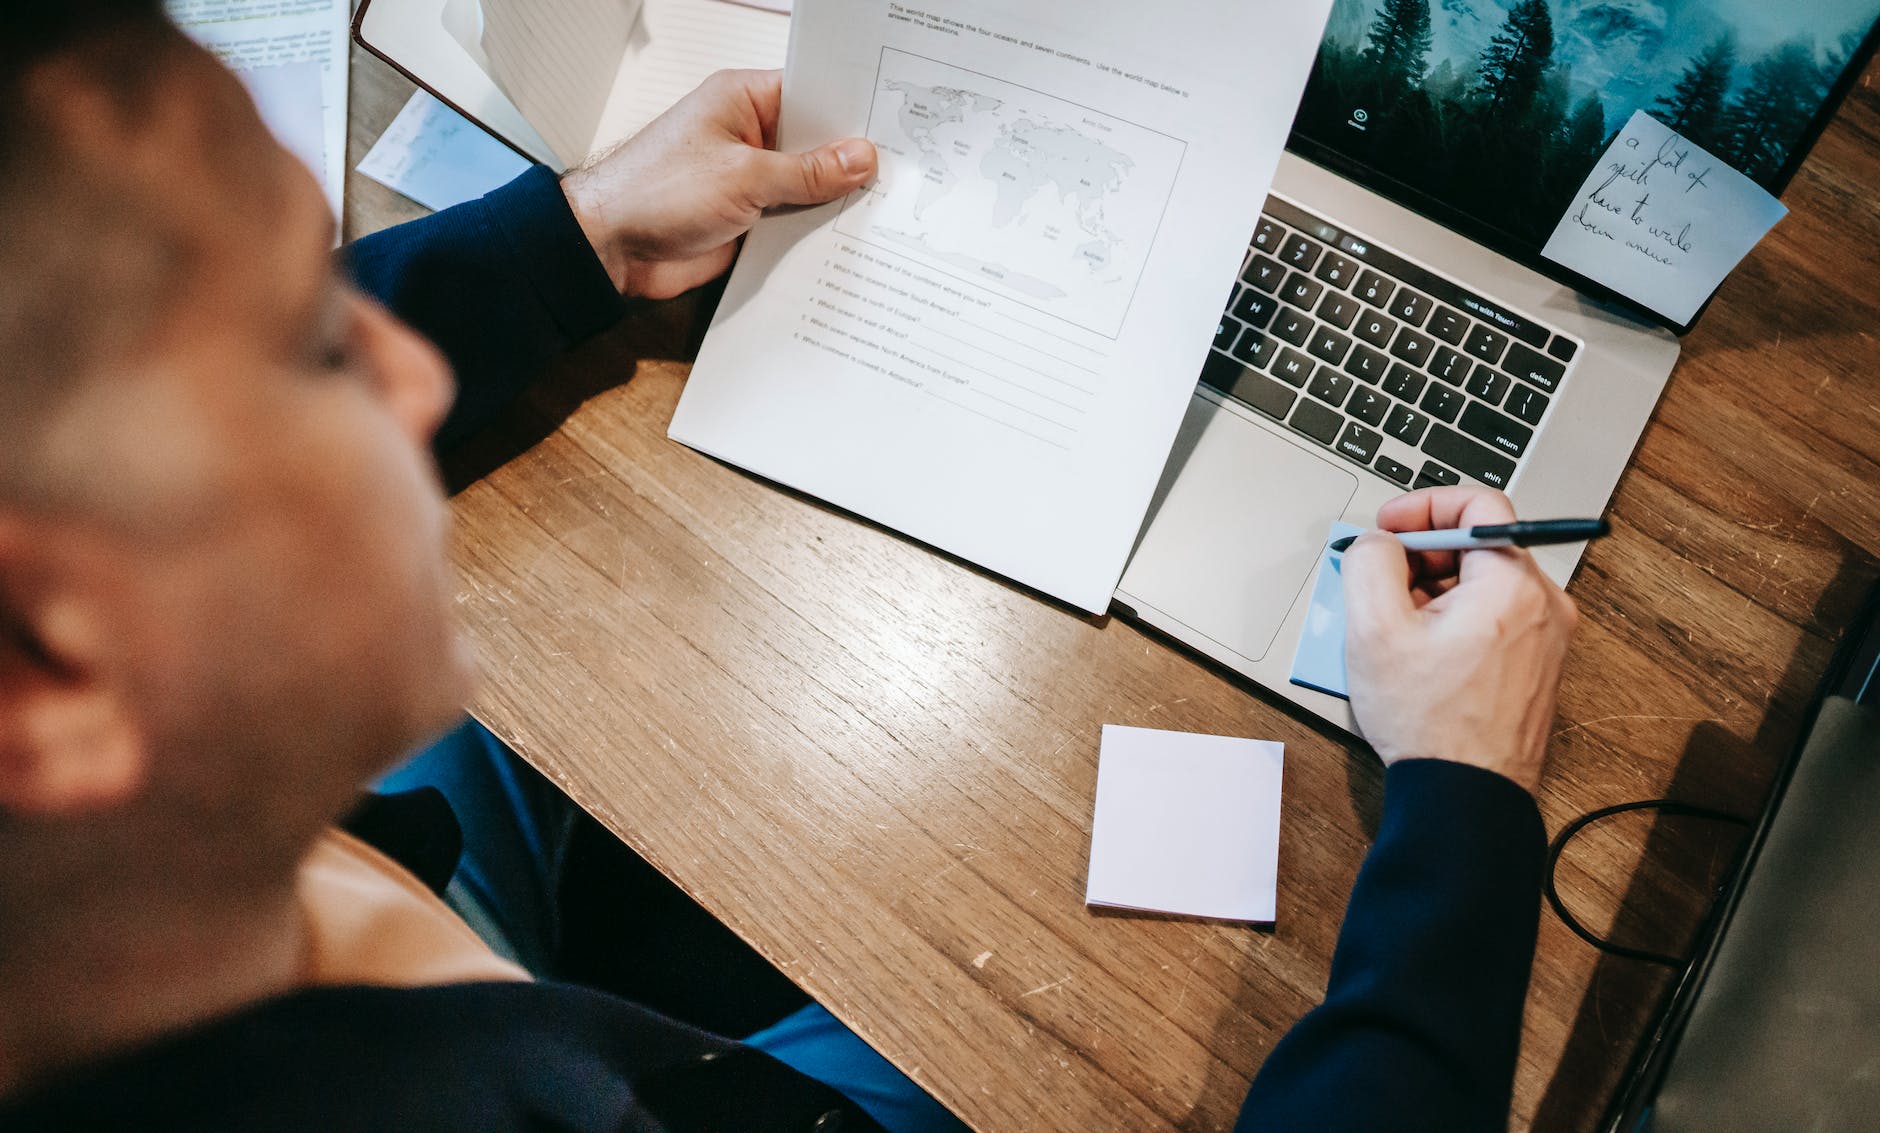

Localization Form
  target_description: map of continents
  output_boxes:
[876,79,1137,301]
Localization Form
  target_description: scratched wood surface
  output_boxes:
[346,46,1880,1132]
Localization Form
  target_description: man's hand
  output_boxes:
[560,69,877,301]
[1340,487,1578,794]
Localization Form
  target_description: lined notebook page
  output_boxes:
[479,0,643,165]
[588,0,790,152]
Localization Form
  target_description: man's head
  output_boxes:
[0,5,468,908]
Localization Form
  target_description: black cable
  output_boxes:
[1544,799,1752,968]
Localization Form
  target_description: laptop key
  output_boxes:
[1503,340,1566,392]
[1227,368,1297,422]
[1505,383,1550,425]
[1272,346,1315,386]
[1429,346,1471,385]
[1382,362,1426,402]
[1419,384,1464,423]
[1384,404,1430,445]
[1389,327,1435,367]
[1354,269,1396,308]
[1251,218,1283,254]
[1200,350,1243,393]
[1308,326,1353,366]
[1388,288,1433,326]
[1374,454,1415,486]
[1423,424,1517,488]
[1458,401,1533,457]
[1231,327,1278,369]
[1336,422,1383,465]
[1414,462,1462,489]
[1243,254,1286,293]
[1308,367,1354,407]
[1464,365,1512,406]
[1280,233,1323,271]
[1546,335,1578,362]
[1349,386,1389,426]
[1280,271,1325,311]
[1316,292,1360,330]
[1428,307,1469,345]
[1214,317,1242,351]
[1289,398,1344,445]
[1315,253,1359,290]
[1354,309,1398,348]
[1232,288,1278,329]
[1345,343,1389,384]
[1272,308,1313,346]
[1464,324,1509,364]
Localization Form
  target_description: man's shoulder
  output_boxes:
[0,981,874,1133]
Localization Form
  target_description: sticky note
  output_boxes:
[1085,725,1284,923]
[357,91,532,214]
[1541,110,1787,325]
[1289,521,1361,701]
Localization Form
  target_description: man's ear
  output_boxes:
[0,521,149,815]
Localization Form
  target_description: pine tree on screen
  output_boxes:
[1474,0,1555,123]
[1653,34,1737,151]
[1361,0,1432,98]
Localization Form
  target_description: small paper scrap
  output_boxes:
[1289,520,1361,701]
[1085,725,1283,923]
[357,91,532,214]
[1541,110,1787,325]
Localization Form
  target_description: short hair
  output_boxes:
[0,0,187,503]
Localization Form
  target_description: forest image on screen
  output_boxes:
[1299,0,1877,250]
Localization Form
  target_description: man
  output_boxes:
[0,4,1577,1130]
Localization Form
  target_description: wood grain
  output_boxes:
[346,46,1880,1132]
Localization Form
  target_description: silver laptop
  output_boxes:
[1115,0,1880,732]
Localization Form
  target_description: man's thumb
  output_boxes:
[1340,531,1418,637]
[749,138,877,207]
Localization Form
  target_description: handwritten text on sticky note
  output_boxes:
[1541,110,1786,325]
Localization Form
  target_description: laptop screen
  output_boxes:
[1289,0,1880,330]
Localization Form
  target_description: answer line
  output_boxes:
[923,389,1071,451]
[942,320,1103,377]
[908,342,1091,413]
[981,306,1108,355]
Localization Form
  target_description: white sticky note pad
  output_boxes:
[1542,109,1787,324]
[1086,725,1284,923]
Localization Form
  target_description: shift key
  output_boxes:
[1422,424,1516,488]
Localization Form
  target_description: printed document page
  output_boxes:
[669,0,1333,612]
[168,0,350,219]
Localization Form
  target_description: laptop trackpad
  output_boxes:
[1120,398,1359,663]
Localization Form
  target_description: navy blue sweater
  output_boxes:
[0,168,1548,1132]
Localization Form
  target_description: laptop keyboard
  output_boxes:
[1202,197,1579,492]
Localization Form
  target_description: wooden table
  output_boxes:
[345,47,1880,1132]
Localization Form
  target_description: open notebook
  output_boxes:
[355,0,790,168]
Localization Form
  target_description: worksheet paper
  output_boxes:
[168,0,350,219]
[1086,725,1284,923]
[1541,110,1788,325]
[357,90,531,212]
[669,0,1334,612]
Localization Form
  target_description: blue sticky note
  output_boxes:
[1289,521,1362,700]
[357,92,532,214]
[1540,109,1788,325]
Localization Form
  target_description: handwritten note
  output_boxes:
[1541,110,1787,325]
[1289,521,1361,701]
[357,92,532,214]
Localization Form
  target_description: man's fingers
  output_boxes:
[745,139,878,208]
[1340,531,1419,642]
